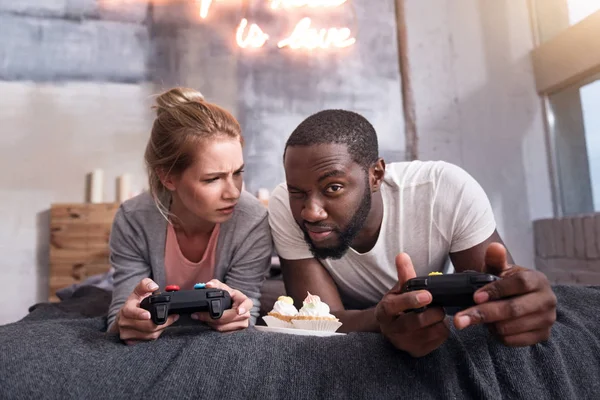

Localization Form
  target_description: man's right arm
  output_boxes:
[280,256,380,333]
[268,184,449,352]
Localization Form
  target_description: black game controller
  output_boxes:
[140,283,233,325]
[401,271,500,313]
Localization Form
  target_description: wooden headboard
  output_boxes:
[48,196,269,302]
[49,203,119,301]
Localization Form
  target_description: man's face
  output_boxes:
[284,143,372,259]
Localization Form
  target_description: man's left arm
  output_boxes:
[435,162,556,347]
[450,229,514,272]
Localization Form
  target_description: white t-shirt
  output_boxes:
[268,160,496,309]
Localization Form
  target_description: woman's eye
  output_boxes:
[203,177,218,183]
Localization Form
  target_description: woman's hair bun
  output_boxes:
[154,87,205,115]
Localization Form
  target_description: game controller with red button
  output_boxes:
[140,282,233,325]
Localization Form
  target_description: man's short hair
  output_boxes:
[284,109,379,170]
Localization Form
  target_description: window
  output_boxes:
[568,0,600,25]
[531,0,600,215]
[581,78,600,210]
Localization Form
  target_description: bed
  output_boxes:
[14,201,597,398]
[1,284,599,399]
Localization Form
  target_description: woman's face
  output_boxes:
[168,137,244,224]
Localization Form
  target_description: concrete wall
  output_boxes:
[148,0,406,193]
[0,81,154,324]
[0,0,149,81]
[0,1,153,324]
[0,0,404,324]
[534,214,600,284]
[0,0,565,325]
[404,0,554,269]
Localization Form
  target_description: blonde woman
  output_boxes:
[107,87,273,344]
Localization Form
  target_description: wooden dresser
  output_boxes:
[49,203,119,302]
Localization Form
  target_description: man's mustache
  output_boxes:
[303,222,338,232]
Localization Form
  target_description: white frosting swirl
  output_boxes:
[272,301,298,316]
[298,295,335,318]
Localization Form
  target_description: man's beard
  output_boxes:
[301,182,372,260]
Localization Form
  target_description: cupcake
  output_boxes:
[291,292,343,332]
[262,296,298,328]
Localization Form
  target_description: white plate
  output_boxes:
[255,325,346,337]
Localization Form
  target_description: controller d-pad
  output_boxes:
[206,290,224,298]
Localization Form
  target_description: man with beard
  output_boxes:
[267,109,557,358]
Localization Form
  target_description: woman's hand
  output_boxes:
[191,279,252,332]
[113,278,179,345]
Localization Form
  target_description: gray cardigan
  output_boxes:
[106,191,273,330]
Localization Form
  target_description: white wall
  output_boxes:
[404,0,554,268]
[0,82,153,324]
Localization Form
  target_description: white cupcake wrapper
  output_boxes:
[262,315,294,329]
[291,319,343,332]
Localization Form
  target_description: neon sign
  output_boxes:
[236,18,270,48]
[199,0,214,18]
[106,0,357,51]
[277,17,355,49]
[199,0,233,19]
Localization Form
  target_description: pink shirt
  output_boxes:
[164,223,220,289]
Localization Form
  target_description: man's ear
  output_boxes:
[156,168,177,192]
[370,158,386,192]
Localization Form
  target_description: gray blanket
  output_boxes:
[1,285,599,400]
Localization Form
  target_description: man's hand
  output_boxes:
[375,253,450,358]
[191,279,252,332]
[116,278,179,345]
[454,242,557,347]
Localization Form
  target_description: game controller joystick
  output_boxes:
[140,283,233,325]
[401,271,500,313]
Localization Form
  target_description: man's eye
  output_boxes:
[289,191,304,198]
[203,178,218,183]
[326,185,343,193]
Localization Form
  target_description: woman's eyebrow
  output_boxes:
[202,164,245,177]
